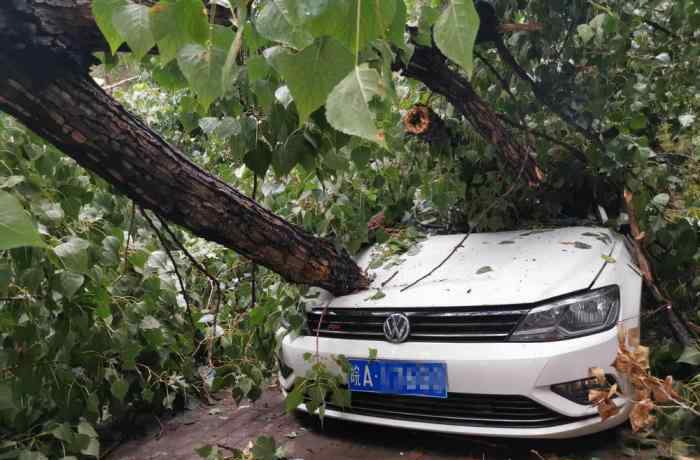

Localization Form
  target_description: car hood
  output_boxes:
[316,226,617,309]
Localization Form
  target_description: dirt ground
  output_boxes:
[108,389,656,460]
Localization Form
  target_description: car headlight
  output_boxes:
[509,286,620,342]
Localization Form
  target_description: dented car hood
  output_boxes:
[318,226,617,309]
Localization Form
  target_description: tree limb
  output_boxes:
[623,190,695,346]
[397,43,545,186]
[0,3,368,296]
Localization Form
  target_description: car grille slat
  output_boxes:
[307,306,527,342]
[319,392,578,428]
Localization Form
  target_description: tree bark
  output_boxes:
[0,2,368,296]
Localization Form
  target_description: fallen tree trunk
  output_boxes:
[0,1,542,295]
[0,3,368,296]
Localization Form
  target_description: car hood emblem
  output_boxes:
[383,313,410,343]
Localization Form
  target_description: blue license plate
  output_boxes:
[348,359,448,398]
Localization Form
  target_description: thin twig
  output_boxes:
[475,50,517,103]
[153,214,222,365]
[623,191,695,346]
[498,113,589,164]
[315,301,331,363]
[250,175,258,310]
[494,37,604,151]
[102,75,138,92]
[554,19,576,63]
[381,271,399,288]
[139,208,197,336]
[122,201,136,273]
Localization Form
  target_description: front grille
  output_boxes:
[324,392,578,428]
[307,306,528,342]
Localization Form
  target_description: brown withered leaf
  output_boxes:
[612,351,634,374]
[589,382,620,422]
[634,386,651,401]
[627,327,641,347]
[588,389,608,405]
[651,375,679,404]
[617,325,626,347]
[597,398,620,421]
[630,399,656,432]
[633,346,650,370]
[589,367,606,385]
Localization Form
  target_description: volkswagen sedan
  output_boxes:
[278,226,641,439]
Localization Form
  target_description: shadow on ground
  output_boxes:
[108,389,653,460]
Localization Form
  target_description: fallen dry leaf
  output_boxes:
[589,389,608,405]
[589,366,606,385]
[597,398,621,421]
[630,398,656,432]
[633,345,650,370]
[651,375,680,404]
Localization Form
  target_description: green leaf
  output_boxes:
[150,0,210,64]
[93,0,128,54]
[387,0,407,48]
[272,134,310,176]
[58,272,85,300]
[0,191,46,250]
[247,55,271,81]
[251,436,277,460]
[149,1,181,64]
[266,38,354,125]
[433,0,480,78]
[244,143,273,177]
[301,0,397,56]
[18,452,48,460]
[652,193,670,207]
[256,1,314,50]
[326,64,386,145]
[112,3,156,60]
[174,0,210,44]
[111,378,129,402]
[177,27,234,109]
[678,344,700,366]
[54,238,91,273]
[476,266,493,274]
[350,146,372,168]
[0,382,16,411]
[577,24,595,44]
[365,290,385,300]
[77,421,99,458]
[629,113,647,131]
[285,384,305,412]
[51,424,75,443]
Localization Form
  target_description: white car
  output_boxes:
[279,226,642,439]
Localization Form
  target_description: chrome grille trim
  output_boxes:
[307,306,528,342]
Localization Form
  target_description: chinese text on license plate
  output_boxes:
[348,359,448,398]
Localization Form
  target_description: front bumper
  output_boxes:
[278,325,632,439]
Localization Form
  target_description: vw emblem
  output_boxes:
[383,313,410,343]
